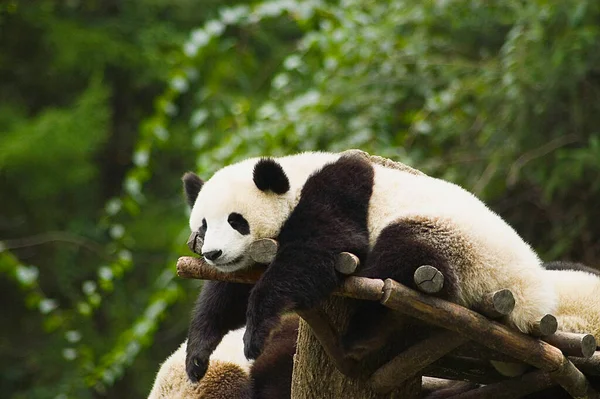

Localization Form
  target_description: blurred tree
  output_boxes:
[1,0,600,397]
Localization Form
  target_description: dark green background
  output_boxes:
[1,1,599,397]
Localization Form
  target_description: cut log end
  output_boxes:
[187,231,203,255]
[544,332,597,359]
[248,238,278,264]
[531,314,558,337]
[477,289,515,318]
[335,252,360,275]
[413,265,444,294]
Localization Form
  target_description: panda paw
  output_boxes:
[243,326,265,360]
[185,350,209,383]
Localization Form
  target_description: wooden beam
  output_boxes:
[543,332,597,359]
[176,256,265,284]
[177,256,384,301]
[448,370,555,399]
[380,279,598,398]
[370,331,469,393]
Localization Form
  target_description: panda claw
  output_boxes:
[185,352,208,383]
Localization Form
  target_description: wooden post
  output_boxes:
[291,297,421,399]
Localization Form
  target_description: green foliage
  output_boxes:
[1,0,600,397]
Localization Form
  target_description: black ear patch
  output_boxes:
[253,158,290,194]
[182,172,204,207]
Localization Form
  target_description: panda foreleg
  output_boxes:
[186,281,251,382]
[244,248,340,360]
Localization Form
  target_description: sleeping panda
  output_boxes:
[148,315,298,399]
[182,152,340,381]
[182,151,556,379]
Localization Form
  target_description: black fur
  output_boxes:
[253,158,290,194]
[243,154,374,359]
[182,172,204,207]
[228,212,250,235]
[544,260,600,275]
[343,220,459,358]
[251,315,299,399]
[185,281,252,382]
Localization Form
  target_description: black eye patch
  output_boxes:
[227,213,250,235]
[198,218,207,239]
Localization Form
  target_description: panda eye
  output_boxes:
[227,213,250,235]
[201,218,207,231]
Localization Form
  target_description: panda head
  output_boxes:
[183,158,292,272]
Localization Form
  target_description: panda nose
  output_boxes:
[203,250,223,262]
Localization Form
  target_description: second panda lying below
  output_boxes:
[148,315,298,399]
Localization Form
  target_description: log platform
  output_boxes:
[177,248,600,399]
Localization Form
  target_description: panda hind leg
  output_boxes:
[342,221,458,360]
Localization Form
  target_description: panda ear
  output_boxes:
[253,158,290,194]
[182,172,204,208]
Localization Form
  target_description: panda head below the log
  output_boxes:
[182,152,340,272]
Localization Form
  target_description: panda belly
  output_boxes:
[362,165,556,333]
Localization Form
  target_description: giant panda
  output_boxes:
[182,151,556,380]
[148,327,252,399]
[148,315,299,399]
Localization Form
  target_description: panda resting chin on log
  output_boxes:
[181,150,557,385]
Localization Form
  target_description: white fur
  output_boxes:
[191,152,555,332]
[190,152,339,272]
[546,269,600,338]
[209,327,253,373]
[148,328,251,399]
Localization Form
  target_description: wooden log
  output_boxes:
[248,238,278,264]
[571,352,600,376]
[475,289,515,318]
[335,252,359,275]
[530,314,558,337]
[543,332,597,359]
[177,256,384,301]
[550,357,598,399]
[337,277,384,301]
[451,342,518,363]
[187,231,203,254]
[413,265,444,294]
[423,355,507,385]
[176,256,265,284]
[380,279,597,398]
[448,370,555,399]
[421,377,478,397]
[370,331,469,393]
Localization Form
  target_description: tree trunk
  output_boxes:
[291,296,421,398]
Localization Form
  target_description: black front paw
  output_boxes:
[243,326,265,360]
[185,349,209,383]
